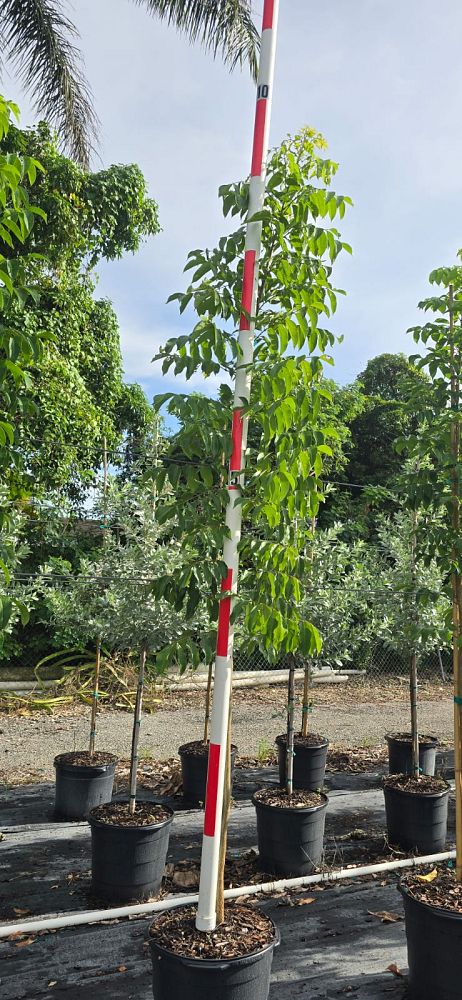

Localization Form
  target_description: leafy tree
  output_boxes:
[376,507,449,774]
[1,122,160,500]
[0,486,43,656]
[399,259,462,877]
[346,353,428,489]
[299,524,382,672]
[93,481,209,812]
[0,98,47,474]
[0,0,259,167]
[153,127,353,663]
[375,510,449,662]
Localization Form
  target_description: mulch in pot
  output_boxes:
[386,732,437,745]
[253,787,324,809]
[90,801,171,827]
[276,732,327,748]
[149,904,275,960]
[384,774,447,795]
[401,866,462,914]
[179,740,237,757]
[54,751,117,767]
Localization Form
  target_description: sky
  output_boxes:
[5,0,462,403]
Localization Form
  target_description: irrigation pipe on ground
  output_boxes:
[0,849,455,939]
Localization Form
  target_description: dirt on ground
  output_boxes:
[0,678,452,785]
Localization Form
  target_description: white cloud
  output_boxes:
[6,0,462,391]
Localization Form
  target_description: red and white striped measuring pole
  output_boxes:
[196,0,280,933]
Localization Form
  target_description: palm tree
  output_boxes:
[1,0,259,169]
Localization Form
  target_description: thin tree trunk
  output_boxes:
[437,648,446,683]
[89,639,101,756]
[449,282,462,882]
[410,652,419,777]
[203,660,213,744]
[216,698,232,924]
[286,654,296,797]
[129,646,146,815]
[302,659,310,737]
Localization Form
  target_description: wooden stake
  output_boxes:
[410,652,419,778]
[302,659,310,737]
[89,639,101,756]
[449,283,462,882]
[302,516,316,737]
[410,510,419,778]
[129,646,146,815]
[203,660,213,744]
[216,698,232,924]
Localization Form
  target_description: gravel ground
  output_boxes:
[0,692,452,780]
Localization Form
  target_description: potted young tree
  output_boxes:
[378,508,446,777]
[393,266,462,999]
[178,658,238,804]
[146,95,353,998]
[87,484,189,902]
[45,559,118,820]
[377,509,450,854]
[253,653,328,876]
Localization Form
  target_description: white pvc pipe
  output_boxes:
[0,849,454,940]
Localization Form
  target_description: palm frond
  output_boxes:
[1,0,98,168]
[133,0,260,80]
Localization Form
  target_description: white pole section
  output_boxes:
[196,0,280,933]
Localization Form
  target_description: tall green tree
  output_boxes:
[398,260,462,879]
[152,127,353,661]
[346,353,428,489]
[1,0,259,167]
[1,122,160,500]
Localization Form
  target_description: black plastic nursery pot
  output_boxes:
[178,741,237,804]
[149,909,280,1000]
[54,751,118,820]
[89,802,174,902]
[399,882,462,1000]
[276,733,328,792]
[386,733,438,776]
[253,791,328,876]
[383,779,449,853]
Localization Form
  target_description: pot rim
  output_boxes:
[178,741,238,757]
[54,751,118,771]
[88,800,174,832]
[275,733,329,750]
[149,908,280,967]
[383,776,450,799]
[385,733,439,748]
[252,789,328,814]
[399,880,462,922]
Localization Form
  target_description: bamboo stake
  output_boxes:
[203,660,213,744]
[410,652,419,778]
[89,639,101,756]
[103,436,108,510]
[286,654,296,796]
[216,699,232,925]
[129,646,146,815]
[410,510,419,778]
[302,516,316,737]
[301,659,310,738]
[449,283,462,882]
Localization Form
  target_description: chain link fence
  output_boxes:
[233,641,451,679]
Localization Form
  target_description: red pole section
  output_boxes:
[196,0,280,932]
